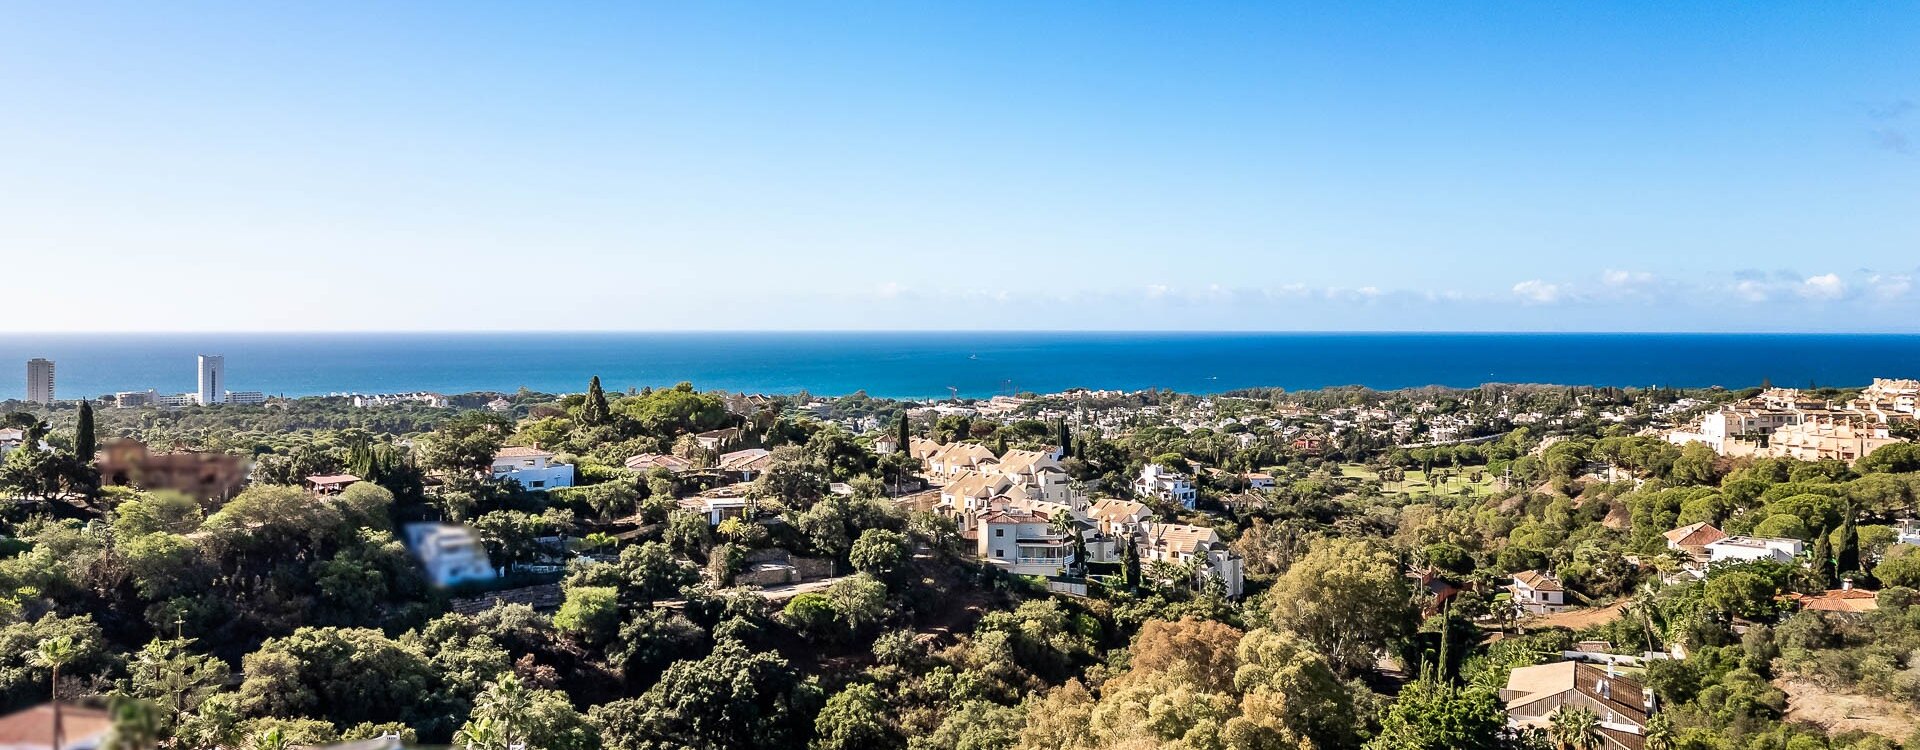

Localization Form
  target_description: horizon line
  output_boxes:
[7,328,1920,337]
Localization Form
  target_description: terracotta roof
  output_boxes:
[1504,661,1649,729]
[0,703,112,748]
[1088,498,1150,523]
[1664,522,1727,548]
[1513,570,1563,592]
[495,446,554,459]
[1787,587,1879,613]
[625,453,694,472]
[717,448,773,471]
[1141,523,1220,556]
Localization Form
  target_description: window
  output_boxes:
[995,529,1004,537]
[530,481,544,488]
[994,550,1004,558]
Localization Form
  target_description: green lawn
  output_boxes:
[1338,463,1499,497]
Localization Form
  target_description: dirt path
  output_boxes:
[1522,599,1630,630]
[1778,675,1920,741]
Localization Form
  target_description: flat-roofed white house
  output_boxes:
[1510,570,1570,615]
[405,522,498,586]
[491,446,574,491]
[1705,535,1804,565]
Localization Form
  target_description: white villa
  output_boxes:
[491,446,574,491]
[404,522,498,586]
[1510,570,1570,615]
[1133,463,1198,508]
[975,502,1076,576]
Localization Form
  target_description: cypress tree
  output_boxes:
[896,414,910,454]
[1837,507,1859,575]
[582,376,611,426]
[1812,529,1835,588]
[74,401,95,461]
[1056,418,1071,456]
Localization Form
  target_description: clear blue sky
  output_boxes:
[2,2,1915,332]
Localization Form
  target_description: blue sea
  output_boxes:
[2,332,1918,402]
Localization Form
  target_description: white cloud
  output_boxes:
[875,281,907,299]
[1511,279,1562,304]
[1144,284,1170,300]
[1601,269,1655,288]
[1797,273,1848,301]
[1733,280,1772,303]
[1868,274,1913,301]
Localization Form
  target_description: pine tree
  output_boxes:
[74,401,96,461]
[581,376,611,426]
[896,414,910,454]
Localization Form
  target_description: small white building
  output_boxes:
[404,522,498,586]
[1705,536,1804,565]
[490,446,574,491]
[1243,472,1276,490]
[1510,570,1570,615]
[1133,463,1198,508]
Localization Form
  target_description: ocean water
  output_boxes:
[1,332,1918,402]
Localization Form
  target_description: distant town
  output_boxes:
[5,356,1920,749]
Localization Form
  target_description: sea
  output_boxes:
[2,332,1918,402]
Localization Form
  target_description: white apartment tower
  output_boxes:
[197,355,225,405]
[26,359,54,404]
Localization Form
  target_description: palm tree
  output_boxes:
[458,673,533,750]
[30,636,78,750]
[1548,706,1602,750]
[1642,712,1675,750]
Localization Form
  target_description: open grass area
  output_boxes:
[1338,463,1500,497]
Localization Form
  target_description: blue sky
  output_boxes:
[1,2,1915,332]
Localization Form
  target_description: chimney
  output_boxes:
[1596,678,1610,699]
[1842,579,1852,591]
[1644,686,1657,712]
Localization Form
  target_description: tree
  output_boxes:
[457,673,599,750]
[812,683,897,750]
[897,415,911,455]
[31,636,77,750]
[1056,418,1071,457]
[1548,706,1601,750]
[128,637,229,726]
[236,627,437,729]
[1128,618,1242,693]
[418,412,509,479]
[849,529,910,577]
[554,586,622,647]
[1264,537,1414,677]
[102,697,165,750]
[1364,676,1507,750]
[1836,506,1859,576]
[581,376,612,427]
[591,639,817,750]
[74,402,95,464]
[825,574,889,634]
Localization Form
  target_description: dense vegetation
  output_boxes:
[2,380,1919,749]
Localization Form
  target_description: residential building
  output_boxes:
[112,390,156,408]
[485,397,513,412]
[1663,522,1727,558]
[716,448,774,481]
[1138,522,1244,598]
[196,355,225,405]
[404,522,497,586]
[0,702,112,750]
[351,392,451,408]
[305,473,362,495]
[1085,498,1153,538]
[974,501,1075,576]
[1510,570,1570,615]
[992,449,1075,506]
[97,438,250,502]
[1768,417,1901,462]
[678,485,754,525]
[625,452,695,474]
[1500,661,1651,749]
[490,446,574,491]
[1133,463,1198,508]
[926,442,999,481]
[1243,472,1276,490]
[1705,535,1804,565]
[0,428,23,454]
[693,427,741,451]
[155,393,197,407]
[224,390,268,405]
[1786,581,1880,613]
[25,358,53,404]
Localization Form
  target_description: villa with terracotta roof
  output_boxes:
[1510,570,1570,615]
[1787,582,1880,613]
[716,448,774,480]
[1663,522,1727,560]
[625,452,696,474]
[1501,661,1652,749]
[973,500,1075,576]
